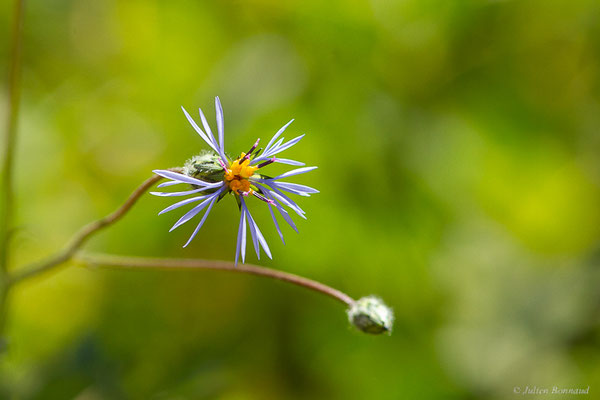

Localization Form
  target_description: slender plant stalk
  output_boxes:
[76,253,355,306]
[7,171,180,286]
[0,0,356,347]
[8,169,354,310]
[1,0,26,274]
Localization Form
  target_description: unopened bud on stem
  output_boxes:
[348,296,394,335]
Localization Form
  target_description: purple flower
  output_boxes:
[151,97,318,265]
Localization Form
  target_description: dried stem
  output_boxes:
[76,253,355,306]
[7,170,181,286]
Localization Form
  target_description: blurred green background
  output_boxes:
[2,0,600,398]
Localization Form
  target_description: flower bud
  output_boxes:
[183,151,224,183]
[348,296,394,335]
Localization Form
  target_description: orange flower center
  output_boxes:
[224,153,258,194]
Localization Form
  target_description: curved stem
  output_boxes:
[76,253,355,306]
[7,170,181,286]
[7,168,354,307]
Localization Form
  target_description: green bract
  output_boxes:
[183,151,225,184]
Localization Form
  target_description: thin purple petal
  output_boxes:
[150,187,214,197]
[158,195,210,215]
[265,134,305,157]
[181,106,220,154]
[258,180,311,197]
[153,169,222,187]
[235,209,246,266]
[240,198,249,263]
[168,197,213,231]
[271,166,317,180]
[253,182,305,217]
[273,182,319,196]
[264,191,298,233]
[182,195,218,247]
[267,203,285,244]
[215,97,225,154]
[256,182,306,217]
[248,211,272,259]
[264,119,294,155]
[157,180,182,188]
[246,208,261,260]
[199,106,228,163]
[198,107,219,151]
[273,158,305,166]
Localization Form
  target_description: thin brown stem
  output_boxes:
[1,0,26,274]
[76,253,355,306]
[7,168,354,307]
[7,170,181,286]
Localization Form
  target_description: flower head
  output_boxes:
[151,97,318,265]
